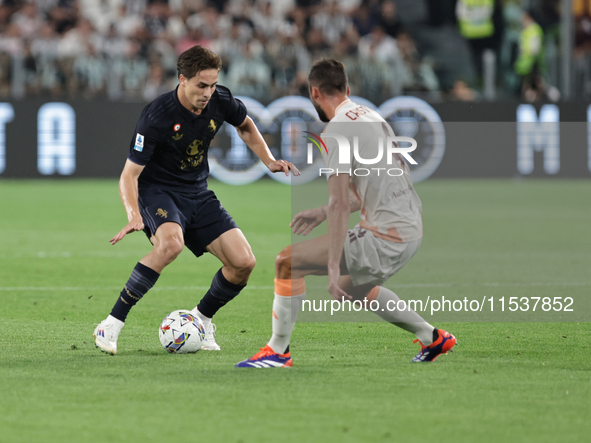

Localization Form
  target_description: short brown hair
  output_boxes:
[177,45,222,79]
[308,59,348,95]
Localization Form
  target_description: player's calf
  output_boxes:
[193,267,249,350]
[95,262,160,355]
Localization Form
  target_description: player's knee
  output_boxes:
[229,253,256,281]
[275,246,292,275]
[157,236,184,262]
[238,253,257,275]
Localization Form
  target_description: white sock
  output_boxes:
[191,307,212,324]
[106,315,124,333]
[268,292,306,354]
[372,287,435,345]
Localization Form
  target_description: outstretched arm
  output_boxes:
[110,159,145,245]
[235,116,300,176]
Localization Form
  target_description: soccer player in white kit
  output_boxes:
[236,59,456,367]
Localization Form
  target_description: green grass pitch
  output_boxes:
[0,178,589,443]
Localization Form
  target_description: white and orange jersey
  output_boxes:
[321,99,423,243]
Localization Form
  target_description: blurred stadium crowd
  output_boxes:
[0,0,579,103]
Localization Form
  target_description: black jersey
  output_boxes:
[128,85,247,191]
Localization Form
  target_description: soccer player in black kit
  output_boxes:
[94,46,299,354]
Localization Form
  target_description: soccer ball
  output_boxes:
[159,310,205,353]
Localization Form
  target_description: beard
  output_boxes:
[312,101,330,122]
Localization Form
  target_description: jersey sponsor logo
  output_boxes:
[134,133,144,152]
[181,139,205,169]
[208,119,217,132]
[181,155,205,169]
[156,208,168,218]
[172,133,183,141]
[186,139,203,156]
[392,185,414,198]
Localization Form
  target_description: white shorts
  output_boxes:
[343,225,422,287]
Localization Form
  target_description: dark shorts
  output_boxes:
[138,187,238,258]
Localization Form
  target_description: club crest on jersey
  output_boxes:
[134,133,144,152]
[208,119,217,132]
[156,208,168,218]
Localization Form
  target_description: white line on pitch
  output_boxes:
[0,286,275,292]
[0,282,587,292]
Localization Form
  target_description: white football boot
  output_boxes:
[191,308,220,351]
[93,315,124,355]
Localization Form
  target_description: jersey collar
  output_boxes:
[334,98,352,115]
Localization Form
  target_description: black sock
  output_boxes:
[197,268,245,318]
[110,262,160,322]
[432,328,439,343]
